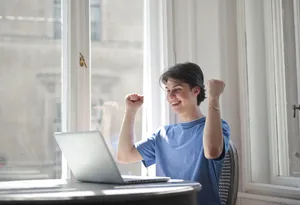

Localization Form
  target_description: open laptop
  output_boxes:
[54,130,170,184]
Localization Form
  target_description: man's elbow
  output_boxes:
[116,152,130,164]
[204,146,223,159]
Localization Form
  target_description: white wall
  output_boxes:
[172,0,300,204]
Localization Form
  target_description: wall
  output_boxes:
[174,0,300,204]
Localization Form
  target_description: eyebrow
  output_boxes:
[165,83,182,90]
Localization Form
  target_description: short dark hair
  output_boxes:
[159,62,206,105]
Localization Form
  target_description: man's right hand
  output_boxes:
[117,93,144,164]
[125,93,144,111]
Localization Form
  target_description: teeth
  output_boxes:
[172,102,180,105]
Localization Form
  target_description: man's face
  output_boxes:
[165,78,199,113]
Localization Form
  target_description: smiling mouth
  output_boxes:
[171,101,181,107]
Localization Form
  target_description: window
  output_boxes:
[0,0,172,182]
[238,0,300,198]
[90,0,144,176]
[282,0,300,179]
[53,0,61,39]
[53,0,101,41]
[0,0,62,180]
[90,0,101,41]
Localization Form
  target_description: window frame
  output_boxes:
[237,0,300,199]
[267,0,300,188]
[61,0,177,179]
[296,0,300,117]
[61,0,91,179]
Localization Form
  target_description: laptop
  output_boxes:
[54,130,170,184]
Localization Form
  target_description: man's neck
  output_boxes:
[178,106,204,123]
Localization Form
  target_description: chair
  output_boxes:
[219,140,239,205]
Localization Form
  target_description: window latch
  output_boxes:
[79,52,87,68]
[293,104,300,118]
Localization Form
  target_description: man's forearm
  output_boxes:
[117,109,137,161]
[203,98,223,159]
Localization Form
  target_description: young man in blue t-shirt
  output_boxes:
[117,62,230,205]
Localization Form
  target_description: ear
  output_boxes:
[192,87,200,96]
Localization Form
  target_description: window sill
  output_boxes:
[238,192,300,204]
[241,182,300,202]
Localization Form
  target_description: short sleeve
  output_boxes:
[213,120,230,161]
[134,131,158,167]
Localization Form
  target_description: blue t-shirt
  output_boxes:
[135,117,230,205]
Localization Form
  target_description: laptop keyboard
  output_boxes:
[122,175,169,184]
[123,178,160,184]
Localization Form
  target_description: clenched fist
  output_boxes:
[207,79,225,99]
[125,93,144,111]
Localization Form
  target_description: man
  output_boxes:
[117,62,230,205]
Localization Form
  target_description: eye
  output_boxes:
[174,89,181,93]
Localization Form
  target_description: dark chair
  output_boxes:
[219,140,239,205]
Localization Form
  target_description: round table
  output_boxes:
[0,179,201,205]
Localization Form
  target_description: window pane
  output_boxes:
[91,0,143,175]
[53,0,101,41]
[0,0,62,180]
[282,0,300,177]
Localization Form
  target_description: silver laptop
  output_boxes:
[54,130,170,184]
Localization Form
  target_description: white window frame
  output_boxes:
[60,0,177,179]
[296,1,300,115]
[61,0,91,179]
[237,0,300,199]
[266,0,300,188]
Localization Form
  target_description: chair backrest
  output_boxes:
[219,140,239,205]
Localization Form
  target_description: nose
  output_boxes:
[167,91,176,100]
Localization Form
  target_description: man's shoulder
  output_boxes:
[155,124,175,136]
[155,123,177,132]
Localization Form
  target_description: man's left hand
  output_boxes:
[207,79,225,99]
